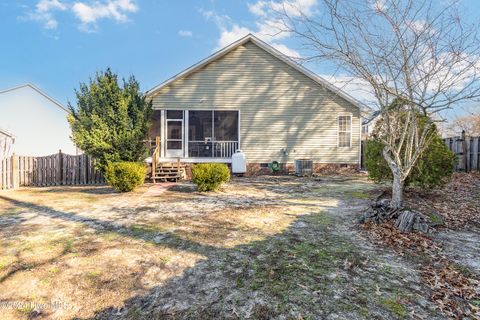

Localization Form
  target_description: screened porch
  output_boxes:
[149,109,240,161]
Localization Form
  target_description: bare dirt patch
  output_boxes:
[0,177,453,319]
[361,173,480,319]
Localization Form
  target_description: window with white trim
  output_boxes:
[338,115,352,147]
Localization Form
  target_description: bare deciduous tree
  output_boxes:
[277,0,480,209]
[447,113,480,136]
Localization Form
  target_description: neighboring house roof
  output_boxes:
[0,127,15,139]
[0,128,15,138]
[146,34,368,112]
[362,110,381,125]
[0,83,68,113]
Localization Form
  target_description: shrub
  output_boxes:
[104,162,146,192]
[365,131,456,189]
[68,69,152,172]
[191,163,231,192]
[364,139,391,183]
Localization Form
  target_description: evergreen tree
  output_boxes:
[68,69,152,171]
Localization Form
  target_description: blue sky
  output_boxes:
[1,0,480,113]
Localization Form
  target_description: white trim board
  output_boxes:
[159,158,233,164]
[145,34,369,112]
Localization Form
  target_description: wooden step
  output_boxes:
[156,171,179,175]
[155,173,180,177]
[151,160,186,183]
[157,163,185,167]
[152,178,180,183]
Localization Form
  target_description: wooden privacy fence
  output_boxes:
[0,152,104,190]
[444,134,480,172]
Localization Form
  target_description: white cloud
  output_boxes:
[215,22,299,57]
[27,0,67,30]
[178,30,193,37]
[248,0,317,18]
[37,0,67,12]
[318,74,376,104]
[256,18,289,41]
[248,1,267,16]
[370,0,386,12]
[217,24,252,48]
[24,0,138,32]
[72,0,138,31]
[271,43,300,58]
[203,1,317,58]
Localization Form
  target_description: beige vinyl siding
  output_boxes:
[150,41,360,164]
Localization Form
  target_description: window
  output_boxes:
[338,115,351,147]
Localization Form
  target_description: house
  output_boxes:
[0,84,77,156]
[0,128,15,159]
[362,110,381,140]
[146,34,366,174]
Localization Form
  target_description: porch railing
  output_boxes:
[151,136,160,174]
[215,141,239,158]
[188,141,239,158]
[149,138,239,160]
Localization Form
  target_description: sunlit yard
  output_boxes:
[0,176,446,319]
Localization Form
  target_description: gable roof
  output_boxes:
[146,34,367,111]
[0,83,68,113]
[0,127,15,139]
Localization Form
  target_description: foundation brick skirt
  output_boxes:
[245,163,359,177]
[181,162,359,179]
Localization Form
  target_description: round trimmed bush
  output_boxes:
[105,162,146,192]
[365,132,456,189]
[191,163,231,192]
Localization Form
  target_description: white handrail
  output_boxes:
[188,141,238,158]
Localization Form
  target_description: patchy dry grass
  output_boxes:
[0,176,447,319]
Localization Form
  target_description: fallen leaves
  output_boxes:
[407,172,480,230]
[361,173,480,320]
[363,221,480,318]
[422,263,480,319]
[361,221,438,256]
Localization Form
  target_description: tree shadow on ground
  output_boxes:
[0,195,222,260]
[23,186,119,195]
[0,185,442,320]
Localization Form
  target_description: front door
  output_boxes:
[165,110,184,158]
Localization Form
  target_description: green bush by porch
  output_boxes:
[191,163,231,192]
[104,162,146,192]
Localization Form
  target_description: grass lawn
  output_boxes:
[0,176,446,319]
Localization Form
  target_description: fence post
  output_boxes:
[461,130,468,172]
[57,150,62,185]
[12,153,19,189]
[473,137,479,171]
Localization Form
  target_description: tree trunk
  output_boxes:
[391,173,404,209]
[382,147,405,209]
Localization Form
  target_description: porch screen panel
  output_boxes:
[167,121,182,149]
[189,111,213,157]
[148,110,161,152]
[214,111,238,141]
[149,110,162,138]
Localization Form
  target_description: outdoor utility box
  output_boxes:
[295,159,313,176]
[232,150,247,174]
